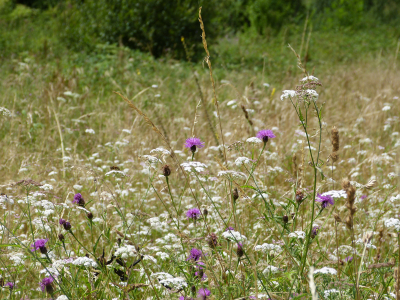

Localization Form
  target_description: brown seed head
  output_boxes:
[232,188,239,202]
[207,233,219,249]
[331,126,339,152]
[295,190,304,203]
[162,165,171,177]
[333,213,342,223]
[58,233,65,241]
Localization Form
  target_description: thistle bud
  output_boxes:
[236,242,244,258]
[283,215,289,224]
[63,222,71,231]
[207,233,219,249]
[39,246,48,255]
[87,212,94,220]
[0,278,4,287]
[232,188,239,202]
[58,233,65,241]
[162,165,171,177]
[203,208,208,217]
[295,190,304,203]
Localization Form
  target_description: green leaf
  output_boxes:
[241,185,257,191]
[0,244,21,248]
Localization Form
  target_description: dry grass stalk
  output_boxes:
[198,7,227,162]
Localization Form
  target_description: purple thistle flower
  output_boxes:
[73,193,85,207]
[4,282,15,290]
[39,277,54,293]
[186,208,201,220]
[31,239,48,252]
[185,137,205,153]
[198,288,211,299]
[256,129,276,144]
[63,221,71,231]
[361,195,367,200]
[311,226,319,238]
[59,218,66,225]
[316,194,334,209]
[187,248,203,261]
[345,256,353,262]
[225,226,235,231]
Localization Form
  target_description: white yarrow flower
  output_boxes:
[384,218,400,231]
[246,137,262,144]
[314,267,337,275]
[301,75,319,82]
[85,128,95,134]
[288,231,306,239]
[280,90,297,101]
[72,256,98,268]
[235,157,254,166]
[222,230,247,242]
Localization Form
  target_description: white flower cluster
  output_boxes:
[235,156,254,166]
[254,243,282,255]
[105,170,126,177]
[288,231,306,239]
[151,272,188,290]
[85,128,95,134]
[181,161,208,173]
[280,90,297,101]
[114,245,137,259]
[150,147,171,156]
[217,170,246,180]
[246,137,262,144]
[324,289,340,298]
[72,256,98,268]
[314,267,337,275]
[384,218,400,231]
[222,230,247,242]
[0,107,11,117]
[262,265,280,274]
[301,75,319,82]
[321,190,347,199]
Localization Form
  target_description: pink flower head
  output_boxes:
[31,239,48,252]
[39,276,54,292]
[256,130,276,143]
[185,137,205,153]
[198,288,211,299]
[316,194,334,209]
[186,208,201,220]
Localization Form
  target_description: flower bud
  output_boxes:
[162,165,171,177]
[296,190,304,203]
[58,233,65,241]
[283,215,289,224]
[63,222,71,231]
[87,212,93,220]
[232,188,239,202]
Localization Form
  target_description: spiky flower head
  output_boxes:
[4,282,15,291]
[40,277,54,293]
[63,222,71,231]
[186,208,201,220]
[162,165,171,177]
[73,193,85,207]
[256,129,276,144]
[316,194,334,209]
[31,239,48,254]
[185,137,205,153]
[187,248,203,261]
[236,242,244,258]
[198,287,211,299]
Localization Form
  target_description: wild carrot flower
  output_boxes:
[256,130,276,144]
[198,287,211,299]
[40,276,54,293]
[316,194,335,209]
[187,248,202,261]
[185,137,205,153]
[31,239,48,253]
[186,208,201,220]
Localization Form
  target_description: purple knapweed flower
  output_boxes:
[256,129,276,144]
[73,193,85,207]
[345,256,353,263]
[316,194,334,209]
[31,239,48,253]
[63,221,72,231]
[40,277,54,293]
[311,226,319,238]
[186,208,201,220]
[198,288,211,299]
[185,137,205,153]
[59,218,66,225]
[361,195,367,200]
[187,248,203,261]
[225,226,235,231]
[4,282,15,290]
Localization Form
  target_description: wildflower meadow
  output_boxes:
[1,5,400,300]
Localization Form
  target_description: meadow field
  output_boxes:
[1,3,400,300]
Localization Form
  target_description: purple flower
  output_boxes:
[31,239,48,252]
[63,221,72,231]
[198,288,211,299]
[187,248,203,261]
[311,226,319,238]
[186,208,201,220]
[361,195,367,200]
[59,218,66,225]
[179,297,194,300]
[316,194,334,209]
[256,129,276,143]
[73,193,85,207]
[345,256,353,262]
[40,277,54,293]
[225,226,235,231]
[185,137,205,153]
[4,282,15,290]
